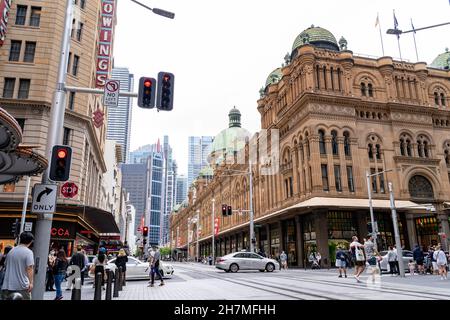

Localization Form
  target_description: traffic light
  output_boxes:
[156,72,174,111]
[222,204,227,216]
[49,145,72,181]
[143,239,147,245]
[11,219,19,237]
[227,205,232,216]
[137,77,156,108]
[143,226,148,237]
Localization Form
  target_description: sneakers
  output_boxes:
[147,283,154,287]
[54,296,63,300]
[338,275,342,278]
[159,282,165,286]
[345,275,347,278]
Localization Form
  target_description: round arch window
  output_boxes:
[408,175,434,199]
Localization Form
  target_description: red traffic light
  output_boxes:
[143,226,149,236]
[57,149,67,158]
[144,79,152,87]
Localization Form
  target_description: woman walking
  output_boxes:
[350,236,365,282]
[434,245,448,280]
[115,249,128,285]
[53,249,68,300]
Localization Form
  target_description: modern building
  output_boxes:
[129,144,153,164]
[107,67,134,163]
[175,174,188,205]
[188,136,213,189]
[170,25,450,268]
[0,0,119,257]
[162,136,176,246]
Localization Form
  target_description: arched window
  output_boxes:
[368,83,373,97]
[376,144,381,159]
[368,143,373,159]
[305,133,310,158]
[441,93,446,107]
[434,92,440,106]
[319,130,326,154]
[400,138,405,156]
[331,130,338,155]
[361,83,366,96]
[409,175,434,199]
[417,135,430,158]
[343,131,351,156]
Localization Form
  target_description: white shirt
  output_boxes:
[434,250,447,265]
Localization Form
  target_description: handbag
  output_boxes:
[355,247,365,262]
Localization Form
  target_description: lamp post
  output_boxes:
[366,169,394,251]
[211,198,215,264]
[196,210,200,262]
[387,182,405,277]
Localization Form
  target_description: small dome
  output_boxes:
[292,25,339,55]
[265,67,282,87]
[430,48,450,70]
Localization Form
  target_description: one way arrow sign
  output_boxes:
[32,184,57,214]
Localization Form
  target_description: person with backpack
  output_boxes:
[413,244,425,275]
[335,246,347,278]
[148,247,164,287]
[91,248,107,289]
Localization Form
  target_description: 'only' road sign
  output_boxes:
[31,184,57,213]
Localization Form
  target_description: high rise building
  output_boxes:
[107,67,134,163]
[188,136,213,189]
[162,136,176,246]
[175,174,188,205]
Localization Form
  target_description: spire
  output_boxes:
[228,106,241,128]
[157,138,161,153]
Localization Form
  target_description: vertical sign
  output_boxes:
[0,0,12,47]
[96,0,116,88]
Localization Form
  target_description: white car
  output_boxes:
[378,250,414,273]
[216,252,281,273]
[89,256,174,280]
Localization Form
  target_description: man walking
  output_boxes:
[148,247,164,287]
[67,246,86,290]
[1,232,34,300]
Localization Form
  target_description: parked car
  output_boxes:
[215,252,281,273]
[378,250,414,273]
[95,256,174,280]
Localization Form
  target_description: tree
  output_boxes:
[159,247,171,257]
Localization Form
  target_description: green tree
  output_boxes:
[159,247,171,257]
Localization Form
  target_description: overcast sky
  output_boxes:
[113,0,450,175]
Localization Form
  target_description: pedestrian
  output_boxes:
[413,244,425,275]
[364,235,377,279]
[53,249,68,300]
[208,256,213,265]
[148,247,164,287]
[433,245,448,280]
[0,245,13,290]
[350,236,365,282]
[91,248,107,289]
[46,249,56,291]
[335,246,347,278]
[67,246,86,290]
[316,251,322,267]
[1,232,34,300]
[115,249,128,285]
[387,246,398,276]
[393,246,400,274]
[280,251,288,270]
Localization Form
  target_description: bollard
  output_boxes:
[94,272,102,300]
[118,266,123,291]
[71,278,82,300]
[122,270,126,287]
[113,268,119,298]
[105,270,113,300]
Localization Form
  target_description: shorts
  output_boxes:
[367,257,377,266]
[335,260,346,268]
[437,263,448,268]
[415,259,424,266]
[432,262,438,270]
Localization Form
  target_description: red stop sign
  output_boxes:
[61,182,78,198]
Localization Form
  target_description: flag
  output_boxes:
[375,14,379,27]
[393,11,399,29]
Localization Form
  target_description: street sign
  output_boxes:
[103,79,120,107]
[61,182,78,198]
[31,184,57,214]
[24,222,33,232]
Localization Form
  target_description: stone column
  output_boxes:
[266,224,271,257]
[314,210,330,268]
[309,135,322,192]
[437,211,450,251]
[298,146,305,195]
[278,221,284,252]
[325,136,335,191]
[295,215,304,267]
[292,147,299,197]
[405,213,418,250]
[303,144,312,192]
[338,137,348,192]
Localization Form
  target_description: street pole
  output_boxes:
[196,210,200,262]
[32,0,73,300]
[249,161,255,253]
[19,176,31,234]
[366,171,378,251]
[187,219,190,262]
[388,182,405,277]
[212,198,215,265]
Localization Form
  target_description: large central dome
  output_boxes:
[292,25,339,55]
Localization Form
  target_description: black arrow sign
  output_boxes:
[37,187,53,202]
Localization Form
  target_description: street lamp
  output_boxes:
[387,21,450,35]
[196,210,200,262]
[366,169,394,251]
[130,0,175,19]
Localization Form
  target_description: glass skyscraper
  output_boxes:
[188,136,213,190]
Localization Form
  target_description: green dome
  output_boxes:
[430,48,450,69]
[292,25,339,54]
[265,68,282,87]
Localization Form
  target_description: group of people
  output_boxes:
[411,244,448,279]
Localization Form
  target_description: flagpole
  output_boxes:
[393,10,403,62]
[377,13,385,56]
[411,18,419,61]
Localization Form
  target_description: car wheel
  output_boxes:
[266,263,275,272]
[229,263,239,273]
[259,269,265,272]
[225,269,231,273]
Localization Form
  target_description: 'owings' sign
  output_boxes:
[96,0,116,88]
[0,0,12,47]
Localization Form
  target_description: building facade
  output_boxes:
[107,67,134,163]
[0,0,120,254]
[170,25,450,268]
[175,174,188,205]
[188,136,213,190]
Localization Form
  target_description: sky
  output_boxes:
[112,0,450,175]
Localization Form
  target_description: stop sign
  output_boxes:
[61,182,78,198]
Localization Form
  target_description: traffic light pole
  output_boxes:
[32,0,73,300]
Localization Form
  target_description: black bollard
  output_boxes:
[94,272,102,300]
[122,270,126,287]
[118,266,123,291]
[105,270,113,300]
[113,268,119,298]
[71,278,82,300]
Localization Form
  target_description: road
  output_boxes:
[43,262,450,300]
